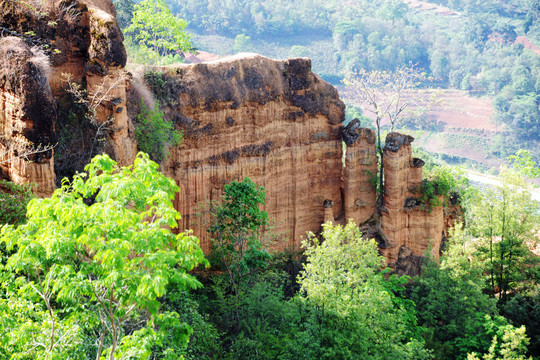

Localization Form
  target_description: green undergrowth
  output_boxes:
[0,180,35,226]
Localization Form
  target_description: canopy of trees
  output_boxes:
[0,153,207,359]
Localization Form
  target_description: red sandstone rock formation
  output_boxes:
[0,0,136,195]
[342,119,378,225]
[1,0,459,274]
[0,36,56,196]
[156,54,346,253]
[381,132,444,273]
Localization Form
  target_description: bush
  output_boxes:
[134,99,182,162]
[0,180,35,225]
[415,165,470,210]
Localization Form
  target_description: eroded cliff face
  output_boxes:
[1,0,457,271]
[381,132,444,274]
[0,36,56,196]
[342,119,378,225]
[0,0,136,195]
[135,54,453,263]
[154,54,345,252]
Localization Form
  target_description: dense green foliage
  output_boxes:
[188,222,432,359]
[415,165,471,210]
[208,177,270,294]
[469,167,540,300]
[134,99,182,163]
[297,222,430,359]
[1,157,538,358]
[410,223,537,360]
[410,225,499,359]
[113,0,134,29]
[125,0,192,65]
[0,180,35,225]
[0,153,207,359]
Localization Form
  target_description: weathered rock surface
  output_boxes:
[157,54,346,252]
[381,132,444,266]
[0,0,136,195]
[342,119,378,225]
[0,36,55,196]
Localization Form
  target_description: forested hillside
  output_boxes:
[159,0,540,164]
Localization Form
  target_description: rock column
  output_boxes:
[381,132,444,265]
[342,119,378,224]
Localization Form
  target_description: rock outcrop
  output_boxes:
[381,132,444,266]
[135,55,452,264]
[156,54,345,252]
[0,36,56,196]
[1,0,459,273]
[342,119,378,225]
[0,0,136,195]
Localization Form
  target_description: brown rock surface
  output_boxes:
[0,36,56,196]
[157,54,346,252]
[0,0,136,194]
[342,119,377,224]
[1,1,457,272]
[381,132,444,266]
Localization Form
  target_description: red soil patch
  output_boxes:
[515,36,540,56]
[184,50,220,64]
[419,90,500,132]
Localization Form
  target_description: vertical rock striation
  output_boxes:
[1,0,459,273]
[158,55,346,252]
[0,0,136,195]
[0,36,56,196]
[342,119,378,225]
[381,132,444,271]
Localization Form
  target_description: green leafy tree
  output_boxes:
[233,34,253,53]
[125,0,192,65]
[0,152,207,359]
[208,177,270,295]
[376,0,408,25]
[471,168,539,300]
[508,149,540,178]
[288,45,311,58]
[410,224,498,360]
[467,315,533,360]
[113,0,135,29]
[297,221,430,359]
[500,293,540,357]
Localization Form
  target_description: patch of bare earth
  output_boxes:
[338,87,504,168]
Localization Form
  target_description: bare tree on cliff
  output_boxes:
[342,64,435,204]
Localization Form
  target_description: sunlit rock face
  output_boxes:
[1,0,457,274]
[158,54,347,252]
[381,132,444,271]
[0,0,136,195]
[0,36,56,196]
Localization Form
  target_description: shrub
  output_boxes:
[134,99,182,162]
[0,180,35,225]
